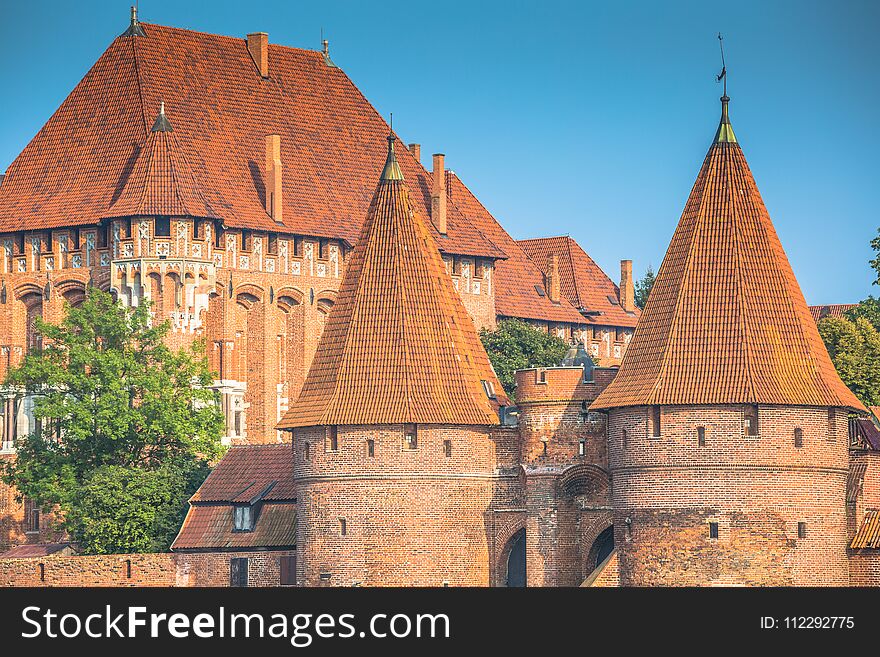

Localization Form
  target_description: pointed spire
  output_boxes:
[714,94,737,143]
[151,101,173,132]
[277,135,507,429]
[381,125,404,181]
[122,5,146,37]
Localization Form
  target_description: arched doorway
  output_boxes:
[590,526,615,571]
[505,528,526,587]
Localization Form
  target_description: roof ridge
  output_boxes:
[138,22,325,58]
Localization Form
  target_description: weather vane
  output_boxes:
[716,32,727,97]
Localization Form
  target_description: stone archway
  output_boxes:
[589,525,615,572]
[503,528,526,587]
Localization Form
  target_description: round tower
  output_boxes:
[278,135,519,586]
[591,94,864,586]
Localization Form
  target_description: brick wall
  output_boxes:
[292,424,520,586]
[848,551,880,586]
[608,404,851,586]
[0,550,295,587]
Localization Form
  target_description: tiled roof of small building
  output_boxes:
[851,510,880,549]
[172,503,296,551]
[190,444,295,503]
[106,103,217,219]
[0,543,71,558]
[446,173,586,324]
[277,138,508,429]
[0,23,502,260]
[592,98,864,412]
[809,304,858,322]
[518,236,640,328]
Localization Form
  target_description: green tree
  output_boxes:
[634,266,656,310]
[1,289,224,554]
[818,316,880,406]
[480,318,568,397]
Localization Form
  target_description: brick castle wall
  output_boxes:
[292,424,520,586]
[0,550,295,587]
[608,404,850,586]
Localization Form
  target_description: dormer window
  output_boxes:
[481,380,497,399]
[233,505,255,532]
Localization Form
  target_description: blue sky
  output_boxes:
[1,0,877,304]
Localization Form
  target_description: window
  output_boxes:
[794,427,804,448]
[444,439,452,458]
[280,555,297,586]
[542,440,548,457]
[268,234,278,255]
[697,426,706,446]
[622,428,628,448]
[339,518,347,536]
[304,442,311,461]
[293,237,302,257]
[452,257,462,275]
[326,425,338,451]
[709,522,719,539]
[474,260,486,278]
[233,505,255,532]
[367,439,375,457]
[154,217,171,237]
[537,369,547,384]
[97,224,109,248]
[125,559,132,579]
[234,411,243,437]
[650,406,661,438]
[230,557,249,587]
[241,229,251,251]
[744,405,759,436]
[481,379,497,399]
[615,328,625,342]
[71,228,80,250]
[578,439,586,456]
[827,409,835,440]
[192,220,203,240]
[403,424,418,450]
[318,239,328,260]
[39,563,45,582]
[797,522,807,539]
[24,498,40,533]
[215,225,224,248]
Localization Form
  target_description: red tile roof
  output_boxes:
[0,543,71,558]
[172,503,296,551]
[107,105,217,219]
[809,304,858,322]
[277,139,508,429]
[851,509,880,549]
[190,444,295,503]
[0,23,502,260]
[518,236,640,328]
[592,100,864,412]
[446,173,586,324]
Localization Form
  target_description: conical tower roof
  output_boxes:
[106,103,216,219]
[593,96,864,412]
[278,135,508,429]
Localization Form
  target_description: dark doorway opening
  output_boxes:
[592,526,615,570]
[505,528,526,587]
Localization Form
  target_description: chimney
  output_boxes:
[266,135,283,222]
[546,254,561,304]
[431,153,447,235]
[620,259,635,312]
[247,32,269,78]
[408,143,421,163]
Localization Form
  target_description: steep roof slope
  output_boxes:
[0,23,502,259]
[518,235,640,328]
[446,172,586,324]
[593,97,864,411]
[278,138,508,429]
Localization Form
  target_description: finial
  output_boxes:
[381,117,404,181]
[713,33,737,144]
[151,101,173,132]
[123,5,146,37]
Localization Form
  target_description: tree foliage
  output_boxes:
[479,319,568,397]
[634,266,656,310]
[818,316,880,406]
[1,289,224,553]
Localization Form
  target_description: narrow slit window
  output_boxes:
[622,428,628,448]
[404,424,418,450]
[304,442,311,461]
[444,439,452,458]
[794,428,804,448]
[709,522,719,539]
[651,406,661,438]
[339,518,347,536]
[578,439,586,456]
[797,522,806,539]
[327,425,338,451]
[367,439,375,457]
[827,409,835,440]
[697,426,706,446]
[744,405,759,436]
[542,440,548,457]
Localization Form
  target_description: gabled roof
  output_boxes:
[518,235,640,328]
[593,97,864,412]
[277,138,508,429]
[0,23,502,259]
[0,543,71,558]
[809,304,858,322]
[171,504,296,551]
[189,444,295,503]
[106,104,216,219]
[445,173,586,324]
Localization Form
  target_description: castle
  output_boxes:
[1,13,879,587]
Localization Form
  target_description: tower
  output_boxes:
[591,93,865,586]
[277,135,517,586]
